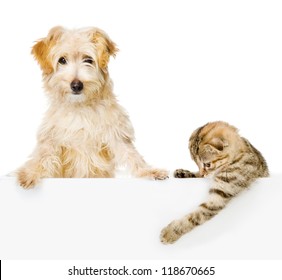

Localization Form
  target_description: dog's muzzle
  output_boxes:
[71,79,84,94]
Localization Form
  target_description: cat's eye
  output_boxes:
[204,163,211,168]
[83,57,94,65]
[58,57,67,65]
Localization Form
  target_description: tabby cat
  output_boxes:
[160,121,269,244]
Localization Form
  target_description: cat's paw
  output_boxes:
[138,168,169,180]
[174,169,196,178]
[160,221,182,244]
[17,169,39,189]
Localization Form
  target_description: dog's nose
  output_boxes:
[71,80,83,94]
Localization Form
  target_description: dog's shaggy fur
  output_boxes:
[17,26,168,188]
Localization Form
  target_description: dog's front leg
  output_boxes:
[114,139,168,180]
[17,143,61,189]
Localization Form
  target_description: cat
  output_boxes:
[160,121,269,244]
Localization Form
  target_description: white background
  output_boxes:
[0,0,282,176]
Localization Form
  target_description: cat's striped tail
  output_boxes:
[160,183,238,244]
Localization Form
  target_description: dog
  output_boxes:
[17,26,168,188]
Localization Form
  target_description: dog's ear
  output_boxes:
[32,26,64,74]
[92,29,118,73]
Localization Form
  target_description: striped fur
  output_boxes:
[161,121,269,244]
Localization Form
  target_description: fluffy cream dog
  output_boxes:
[17,26,168,188]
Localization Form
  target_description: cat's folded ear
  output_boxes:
[210,138,228,151]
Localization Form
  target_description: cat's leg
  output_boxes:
[174,169,200,178]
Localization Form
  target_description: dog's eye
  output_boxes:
[204,163,211,168]
[83,57,94,65]
[58,57,67,65]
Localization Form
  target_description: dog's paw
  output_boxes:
[174,169,196,178]
[153,168,169,180]
[17,169,39,189]
[160,221,182,244]
[140,168,169,180]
